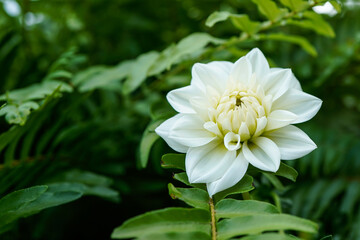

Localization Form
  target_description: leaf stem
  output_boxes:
[209,197,217,240]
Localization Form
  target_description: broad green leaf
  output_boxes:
[215,199,279,219]
[205,11,261,35]
[241,233,300,240]
[259,33,317,56]
[111,207,211,239]
[329,0,341,13]
[161,153,185,171]
[168,183,209,210]
[138,120,163,168]
[252,0,288,22]
[0,80,72,102]
[248,162,298,182]
[137,232,210,240]
[280,0,309,12]
[217,214,318,240]
[122,51,159,94]
[213,175,254,202]
[148,33,224,76]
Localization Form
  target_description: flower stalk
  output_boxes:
[209,197,217,240]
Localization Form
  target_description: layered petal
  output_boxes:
[167,85,200,113]
[245,48,270,81]
[262,68,301,100]
[229,57,252,86]
[186,141,236,183]
[191,61,233,94]
[243,137,280,172]
[272,89,322,123]
[206,151,249,196]
[155,114,188,153]
[169,114,216,148]
[265,110,297,132]
[265,125,317,160]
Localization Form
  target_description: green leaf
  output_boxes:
[263,173,285,191]
[259,33,317,56]
[138,120,163,168]
[215,199,279,219]
[161,154,185,171]
[205,11,261,35]
[205,11,232,27]
[168,183,209,210]
[111,207,211,239]
[252,0,288,22]
[217,214,318,240]
[173,172,207,190]
[213,175,254,202]
[0,101,39,125]
[137,232,211,240]
[275,162,298,181]
[122,51,160,94]
[329,0,341,13]
[241,233,300,240]
[279,0,309,12]
[148,33,224,76]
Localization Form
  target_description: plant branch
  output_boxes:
[209,197,217,240]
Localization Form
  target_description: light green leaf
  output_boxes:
[303,11,335,37]
[259,33,317,56]
[213,175,254,202]
[240,233,300,240]
[252,0,288,22]
[329,0,341,13]
[122,51,160,94]
[205,11,231,27]
[205,11,261,35]
[138,120,163,168]
[148,33,224,76]
[168,183,209,210]
[280,0,309,12]
[217,214,318,240]
[137,232,210,240]
[111,207,211,239]
[215,199,279,219]
[161,154,185,171]
[0,101,39,125]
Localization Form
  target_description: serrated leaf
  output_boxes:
[252,0,288,22]
[137,232,211,240]
[138,120,163,168]
[168,183,209,210]
[161,154,185,171]
[213,175,254,202]
[122,51,159,94]
[217,214,318,240]
[215,199,279,219]
[259,33,317,56]
[111,207,211,239]
[241,233,300,240]
[280,0,309,12]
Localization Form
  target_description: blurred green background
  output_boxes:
[0,0,359,239]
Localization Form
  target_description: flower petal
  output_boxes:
[191,61,233,94]
[169,114,216,148]
[265,110,297,132]
[245,48,270,80]
[167,86,200,113]
[186,141,236,183]
[263,68,301,100]
[155,114,188,153]
[224,132,241,151]
[206,151,249,196]
[265,125,317,160]
[272,89,322,124]
[243,137,280,172]
[229,57,252,86]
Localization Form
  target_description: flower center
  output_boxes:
[205,86,270,151]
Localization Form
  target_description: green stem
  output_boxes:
[209,198,217,240]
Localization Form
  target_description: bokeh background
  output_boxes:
[0,0,359,239]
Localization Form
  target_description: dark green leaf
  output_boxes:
[240,233,300,240]
[111,208,211,239]
[213,175,254,202]
[161,154,185,171]
[168,183,209,210]
[137,232,211,240]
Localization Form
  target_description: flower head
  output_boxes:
[156,48,322,196]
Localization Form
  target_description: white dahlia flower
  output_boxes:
[155,48,322,197]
